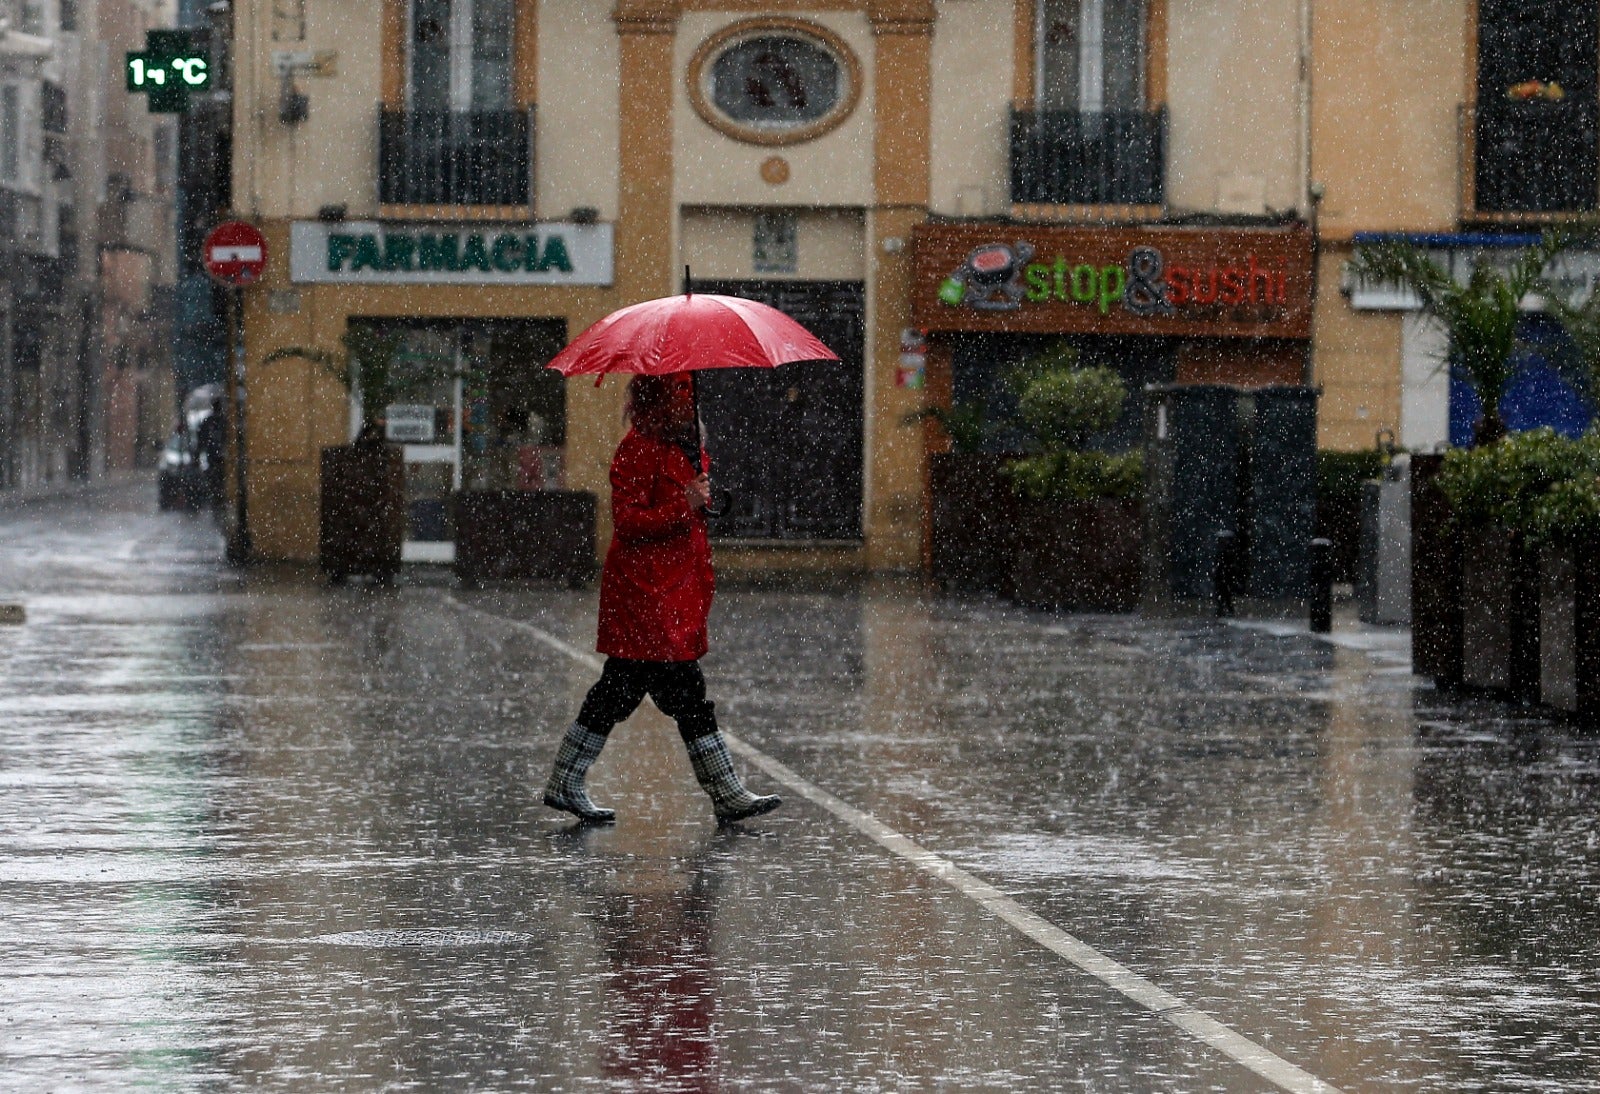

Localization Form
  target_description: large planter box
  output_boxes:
[929,453,1018,595]
[1410,453,1463,685]
[320,443,405,583]
[455,490,598,588]
[1539,540,1600,720]
[1010,496,1142,612]
[1460,524,1540,700]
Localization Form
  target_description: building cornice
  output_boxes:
[613,0,679,35]
[867,0,934,35]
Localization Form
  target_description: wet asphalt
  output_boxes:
[2,483,1598,1091]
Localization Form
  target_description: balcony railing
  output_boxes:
[1465,100,1599,217]
[1009,106,1165,207]
[378,107,533,207]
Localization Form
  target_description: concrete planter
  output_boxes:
[1460,524,1540,700]
[454,490,598,589]
[1010,496,1142,612]
[319,443,405,584]
[1410,453,1463,685]
[929,453,1018,596]
[1539,541,1600,721]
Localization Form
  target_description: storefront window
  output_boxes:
[349,318,567,554]
[460,320,567,492]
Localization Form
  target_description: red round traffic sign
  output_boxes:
[202,221,268,286]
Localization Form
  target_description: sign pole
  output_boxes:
[223,285,251,564]
[202,219,268,565]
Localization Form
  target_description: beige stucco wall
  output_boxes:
[538,0,621,221]
[232,0,386,217]
[681,208,866,280]
[1308,1,1466,449]
[928,0,1012,217]
[1166,0,1305,216]
[673,12,876,209]
[1311,0,1465,238]
[1313,249,1403,450]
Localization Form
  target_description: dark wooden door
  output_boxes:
[692,280,864,540]
[1476,0,1599,212]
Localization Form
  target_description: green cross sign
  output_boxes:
[126,30,209,113]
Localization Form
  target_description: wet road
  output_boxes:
[2,484,1598,1091]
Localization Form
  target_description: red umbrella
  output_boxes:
[547,286,840,481]
[546,291,838,380]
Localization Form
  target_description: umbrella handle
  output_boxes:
[704,487,732,519]
[690,370,706,475]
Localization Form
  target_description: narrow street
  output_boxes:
[2,484,1597,1091]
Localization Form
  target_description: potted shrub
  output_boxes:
[1529,441,1600,719]
[1435,428,1592,698]
[264,329,417,584]
[1003,351,1143,612]
[455,489,599,589]
[916,399,1020,595]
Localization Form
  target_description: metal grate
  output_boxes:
[1009,106,1165,207]
[378,107,532,207]
[1473,101,1599,214]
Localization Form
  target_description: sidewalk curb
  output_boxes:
[0,471,151,510]
[1226,617,1412,668]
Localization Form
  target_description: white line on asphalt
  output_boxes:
[447,594,1343,1094]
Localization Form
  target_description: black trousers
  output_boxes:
[577,657,718,743]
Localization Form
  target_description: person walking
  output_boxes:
[543,373,781,825]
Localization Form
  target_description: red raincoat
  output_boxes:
[595,429,714,662]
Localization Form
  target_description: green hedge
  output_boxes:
[1436,427,1600,545]
[1316,449,1389,506]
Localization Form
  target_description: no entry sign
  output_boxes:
[203,221,268,286]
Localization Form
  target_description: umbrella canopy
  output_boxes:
[546,292,839,380]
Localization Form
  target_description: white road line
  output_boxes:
[446,594,1343,1094]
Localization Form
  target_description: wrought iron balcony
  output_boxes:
[378,107,533,207]
[1466,100,1599,216]
[1009,106,1166,207]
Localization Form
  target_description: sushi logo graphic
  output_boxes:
[938,243,1037,311]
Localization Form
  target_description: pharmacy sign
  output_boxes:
[289,221,614,286]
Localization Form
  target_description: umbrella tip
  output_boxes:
[684,264,692,296]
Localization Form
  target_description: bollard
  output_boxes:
[1214,529,1237,618]
[1309,536,1333,633]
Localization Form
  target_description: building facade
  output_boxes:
[1,0,179,492]
[1314,0,1600,450]
[225,2,1337,572]
[226,0,1591,570]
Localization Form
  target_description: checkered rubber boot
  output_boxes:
[543,723,616,823]
[686,731,782,822]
